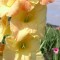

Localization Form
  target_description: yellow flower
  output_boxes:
[10,3,46,39]
[5,28,44,60]
[5,3,46,54]
[6,28,38,52]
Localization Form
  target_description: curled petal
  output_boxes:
[7,0,34,17]
[29,0,39,4]
[16,28,36,41]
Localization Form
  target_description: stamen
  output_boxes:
[21,43,26,49]
[24,16,29,22]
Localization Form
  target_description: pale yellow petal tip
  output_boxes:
[7,0,15,7]
[0,5,9,17]
[16,28,30,41]
[5,36,17,49]
[0,22,6,42]
[36,52,44,60]
[29,0,39,4]
[16,28,36,41]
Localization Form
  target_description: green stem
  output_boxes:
[53,54,58,60]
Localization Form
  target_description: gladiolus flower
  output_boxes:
[5,28,39,53]
[52,48,59,54]
[56,27,60,30]
[4,3,46,55]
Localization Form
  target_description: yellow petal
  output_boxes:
[7,0,16,7]
[0,5,9,17]
[0,24,4,42]
[0,16,11,42]
[5,36,17,51]
[16,28,36,41]
[29,0,39,4]
[6,0,20,17]
[0,16,7,42]
[0,0,8,5]
[19,0,34,11]
[6,0,34,17]
[10,22,19,36]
